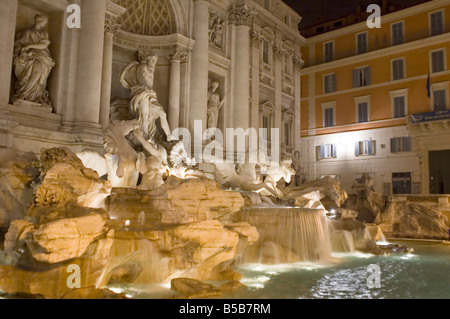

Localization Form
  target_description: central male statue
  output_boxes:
[120,52,173,143]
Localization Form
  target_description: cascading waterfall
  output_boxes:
[330,230,356,253]
[235,207,333,264]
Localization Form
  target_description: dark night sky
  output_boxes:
[282,0,430,29]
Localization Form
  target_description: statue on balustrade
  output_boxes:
[13,14,54,109]
[120,51,173,143]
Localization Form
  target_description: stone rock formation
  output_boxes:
[0,153,38,229]
[346,173,386,222]
[329,218,384,255]
[375,198,449,239]
[24,213,108,264]
[109,177,245,224]
[285,176,348,209]
[33,148,111,209]
[0,149,258,298]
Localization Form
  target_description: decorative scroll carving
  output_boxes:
[273,44,285,61]
[293,54,305,71]
[250,30,263,48]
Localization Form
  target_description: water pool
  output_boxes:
[229,240,450,299]
[111,240,450,299]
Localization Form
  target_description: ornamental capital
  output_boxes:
[228,4,255,27]
[167,45,189,63]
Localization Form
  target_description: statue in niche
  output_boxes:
[120,51,173,143]
[207,82,225,130]
[209,14,224,49]
[13,14,55,109]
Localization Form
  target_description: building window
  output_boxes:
[318,144,337,160]
[434,90,447,111]
[356,32,368,54]
[391,137,411,153]
[430,10,444,36]
[357,102,369,123]
[392,58,405,80]
[393,96,406,118]
[324,73,336,94]
[262,40,271,65]
[324,108,334,128]
[392,172,412,194]
[431,82,449,111]
[263,0,270,11]
[354,95,371,123]
[334,21,343,28]
[431,49,445,73]
[353,66,371,88]
[389,89,408,118]
[391,22,404,45]
[322,102,336,128]
[355,140,375,156]
[324,41,334,62]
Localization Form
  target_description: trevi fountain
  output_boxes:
[0,0,449,301]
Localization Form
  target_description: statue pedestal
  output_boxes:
[12,99,52,112]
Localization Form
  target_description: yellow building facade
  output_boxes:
[300,0,450,195]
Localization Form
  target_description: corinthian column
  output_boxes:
[0,0,18,106]
[167,46,188,131]
[74,0,107,134]
[189,0,210,133]
[100,2,126,129]
[229,4,254,130]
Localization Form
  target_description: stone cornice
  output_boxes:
[114,31,195,52]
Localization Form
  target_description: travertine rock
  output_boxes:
[26,213,108,264]
[4,220,34,255]
[109,178,245,224]
[376,199,449,239]
[0,153,38,229]
[330,218,383,255]
[0,229,115,299]
[34,148,111,209]
[365,223,385,242]
[171,278,221,297]
[285,176,348,209]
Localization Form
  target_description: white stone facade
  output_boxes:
[0,0,305,162]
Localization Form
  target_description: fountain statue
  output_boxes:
[207,81,225,130]
[13,14,55,109]
[120,51,173,143]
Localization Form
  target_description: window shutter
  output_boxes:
[353,69,358,88]
[405,137,411,152]
[319,145,325,159]
[390,138,396,153]
[355,142,360,156]
[332,144,337,158]
[364,67,371,85]
[332,74,337,92]
[368,140,375,155]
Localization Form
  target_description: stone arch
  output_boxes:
[115,0,187,36]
